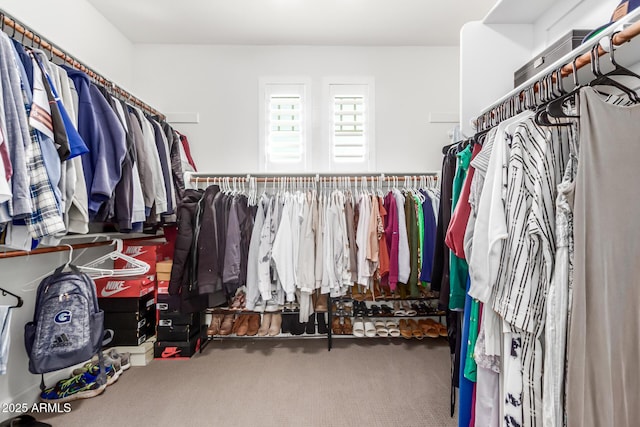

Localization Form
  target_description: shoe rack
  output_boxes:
[327,294,447,350]
[205,307,330,343]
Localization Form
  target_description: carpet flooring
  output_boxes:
[34,338,456,427]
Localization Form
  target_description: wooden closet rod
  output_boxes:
[0,9,165,120]
[477,14,640,123]
[189,173,439,184]
[0,235,161,259]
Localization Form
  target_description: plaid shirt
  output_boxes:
[16,55,65,239]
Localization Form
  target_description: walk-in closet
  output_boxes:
[0,1,638,426]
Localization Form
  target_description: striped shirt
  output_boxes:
[492,117,571,335]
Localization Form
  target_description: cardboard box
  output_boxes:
[94,276,154,299]
[115,240,167,275]
[154,336,203,359]
[111,336,156,366]
[157,272,171,282]
[99,293,155,313]
[156,260,173,273]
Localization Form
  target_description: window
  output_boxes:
[324,79,375,171]
[259,79,311,172]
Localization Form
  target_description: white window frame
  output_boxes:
[258,77,312,172]
[322,77,375,172]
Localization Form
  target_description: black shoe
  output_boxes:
[306,313,316,334]
[281,313,294,334]
[317,313,328,334]
[291,316,306,335]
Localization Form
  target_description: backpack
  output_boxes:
[24,265,105,383]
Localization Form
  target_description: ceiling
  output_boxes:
[87,0,497,46]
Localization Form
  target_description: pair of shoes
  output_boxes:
[331,317,352,335]
[351,284,365,301]
[104,348,131,371]
[380,304,393,315]
[374,320,388,337]
[207,313,224,336]
[399,319,423,339]
[418,319,440,338]
[40,370,107,403]
[219,314,235,335]
[257,313,282,336]
[386,320,400,337]
[353,301,372,317]
[393,301,417,316]
[353,317,376,337]
[232,314,261,336]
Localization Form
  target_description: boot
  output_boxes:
[233,315,249,336]
[268,313,282,336]
[317,313,328,334]
[281,313,293,334]
[207,314,222,336]
[246,314,260,336]
[257,313,272,336]
[305,313,316,335]
[219,314,235,336]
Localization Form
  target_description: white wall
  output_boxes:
[460,0,626,135]
[0,0,135,90]
[133,45,460,173]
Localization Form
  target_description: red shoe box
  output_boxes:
[114,240,168,275]
[94,276,155,298]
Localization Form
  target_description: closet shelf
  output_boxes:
[207,333,328,340]
[332,313,446,319]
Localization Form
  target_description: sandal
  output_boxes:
[353,318,365,337]
[351,284,365,301]
[386,321,401,337]
[380,304,393,316]
[417,302,429,316]
[331,317,343,335]
[364,319,377,337]
[419,319,439,338]
[371,305,381,316]
[409,319,424,340]
[374,320,389,337]
[399,319,412,339]
[403,301,417,316]
[393,301,406,316]
[343,317,353,335]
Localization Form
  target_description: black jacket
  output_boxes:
[168,189,207,312]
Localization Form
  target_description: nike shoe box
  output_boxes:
[104,309,156,330]
[157,323,200,341]
[157,310,202,328]
[106,322,155,347]
[114,240,168,275]
[94,276,155,299]
[99,292,155,313]
[154,335,203,359]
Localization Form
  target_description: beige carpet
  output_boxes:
[35,338,456,427]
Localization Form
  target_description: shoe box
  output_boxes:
[100,293,156,347]
[94,275,155,299]
[114,239,168,275]
[154,335,204,359]
[156,260,173,282]
[99,291,156,313]
[157,310,205,340]
[111,336,156,367]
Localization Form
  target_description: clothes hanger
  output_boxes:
[1,286,23,309]
[546,56,583,120]
[75,239,150,279]
[588,41,640,103]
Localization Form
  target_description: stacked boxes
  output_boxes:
[97,279,156,347]
[155,261,206,359]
